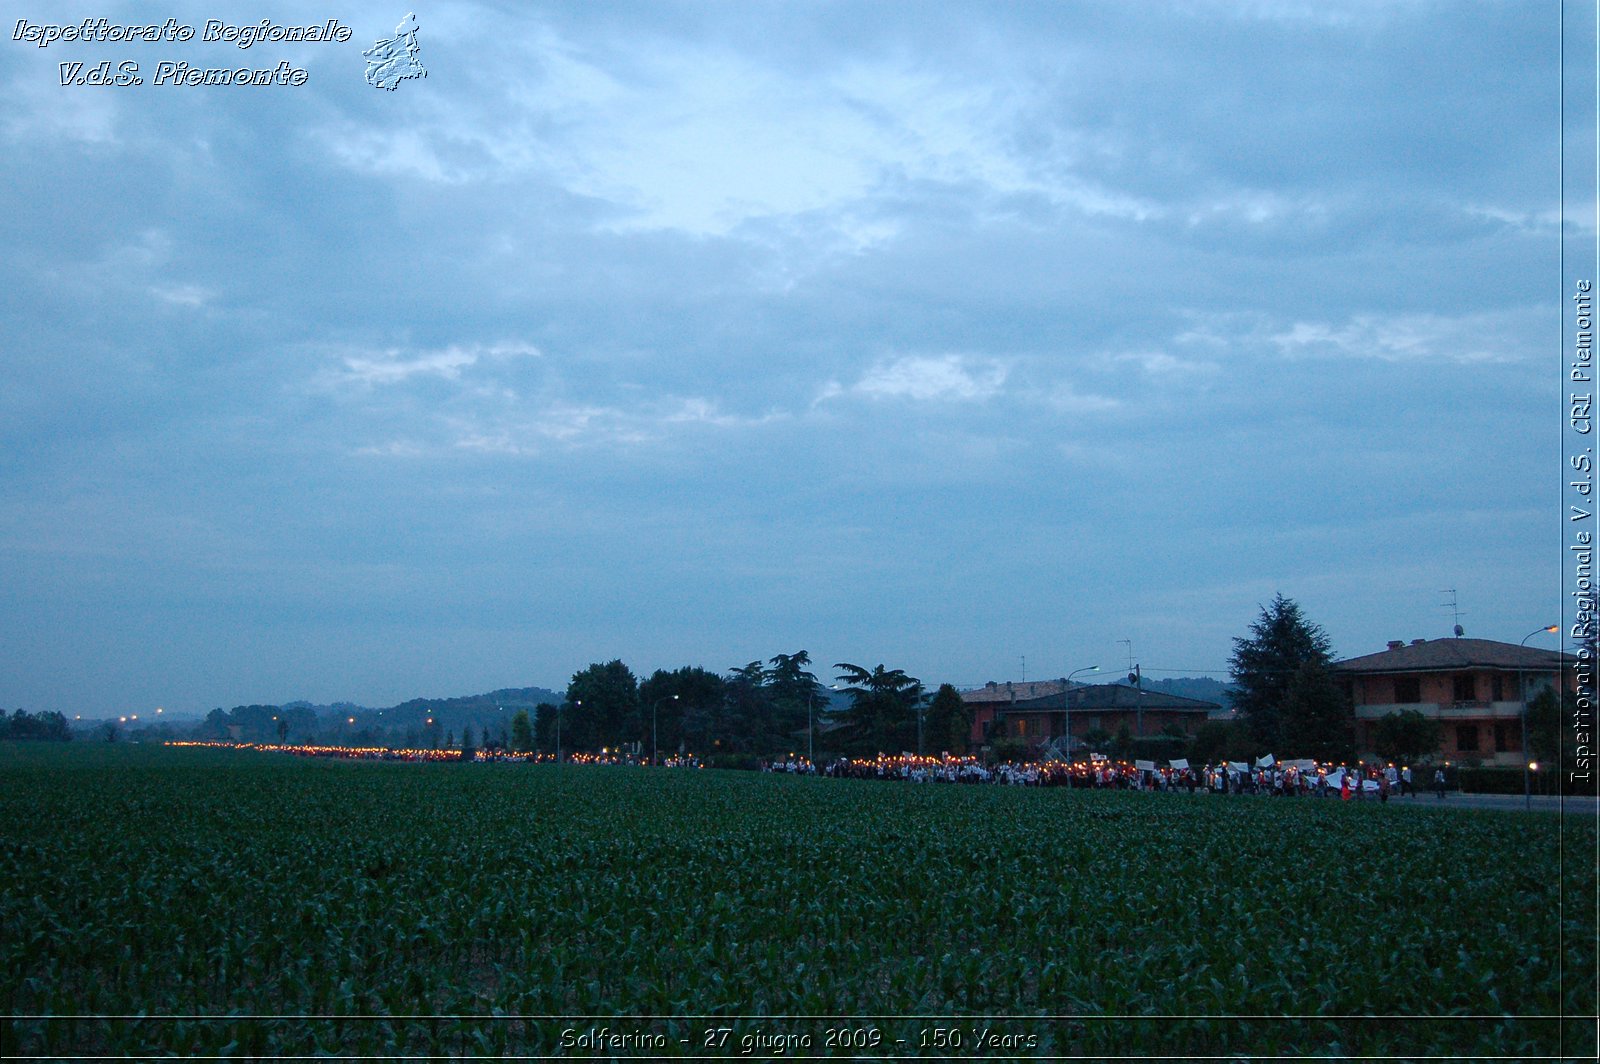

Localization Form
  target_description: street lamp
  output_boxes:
[651,694,678,766]
[1061,665,1100,761]
[807,688,817,764]
[1520,625,1559,810]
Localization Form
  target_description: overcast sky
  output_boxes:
[1,1,1588,716]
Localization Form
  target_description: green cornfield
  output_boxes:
[1,743,1594,1059]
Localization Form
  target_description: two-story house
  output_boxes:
[1332,637,1575,765]
[962,679,1219,757]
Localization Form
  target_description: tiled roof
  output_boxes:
[1333,637,1572,674]
[962,681,1218,713]
[961,679,1074,704]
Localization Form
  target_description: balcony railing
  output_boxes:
[1354,701,1528,720]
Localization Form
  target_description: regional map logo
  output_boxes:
[364,12,425,90]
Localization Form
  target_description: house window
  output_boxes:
[1452,675,1477,702]
[1394,677,1422,703]
[1491,675,1504,702]
[1494,722,1515,753]
[1455,724,1478,752]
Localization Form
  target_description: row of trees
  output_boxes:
[0,709,72,742]
[510,653,971,762]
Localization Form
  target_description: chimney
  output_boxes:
[1387,640,1405,650]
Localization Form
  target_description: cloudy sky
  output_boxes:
[1,1,1590,716]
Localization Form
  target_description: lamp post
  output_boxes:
[1520,625,1559,810]
[809,684,841,766]
[651,694,678,766]
[807,688,816,765]
[1061,665,1100,760]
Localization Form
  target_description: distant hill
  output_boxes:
[238,686,566,746]
[383,686,564,715]
[1144,676,1232,709]
[282,687,563,718]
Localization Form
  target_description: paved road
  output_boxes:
[1388,791,1600,814]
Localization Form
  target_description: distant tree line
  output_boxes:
[0,709,72,742]
[520,653,972,764]
[60,593,1573,773]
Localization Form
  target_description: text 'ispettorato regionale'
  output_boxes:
[13,18,353,87]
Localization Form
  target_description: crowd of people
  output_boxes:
[172,741,1441,803]
[768,752,1430,802]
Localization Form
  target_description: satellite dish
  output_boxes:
[1454,624,1464,638]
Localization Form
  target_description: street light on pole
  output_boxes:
[651,694,678,766]
[1061,665,1100,761]
[807,688,816,765]
[1520,625,1559,810]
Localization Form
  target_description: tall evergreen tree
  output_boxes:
[723,661,775,753]
[1228,594,1335,750]
[1279,659,1356,762]
[766,651,823,748]
[832,663,924,757]
[923,683,971,755]
[510,709,534,752]
[533,703,558,753]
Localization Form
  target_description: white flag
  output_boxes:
[1256,753,1276,768]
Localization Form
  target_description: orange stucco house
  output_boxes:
[1332,637,1575,766]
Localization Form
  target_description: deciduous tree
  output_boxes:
[565,660,640,752]
[1372,708,1442,765]
[639,666,726,754]
[1280,659,1356,762]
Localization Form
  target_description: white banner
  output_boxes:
[1228,761,1250,774]
[1289,759,1318,772]
[1256,753,1276,768]
[1134,759,1157,772]
[1169,758,1189,770]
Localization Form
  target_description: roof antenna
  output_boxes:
[1439,588,1466,637]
